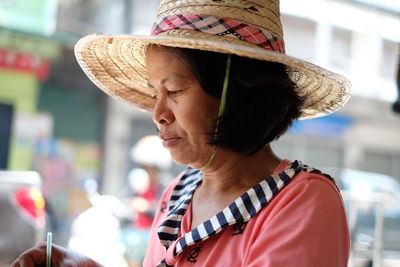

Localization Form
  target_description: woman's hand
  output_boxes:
[11,243,103,267]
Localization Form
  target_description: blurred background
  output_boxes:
[0,0,399,266]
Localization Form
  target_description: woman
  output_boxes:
[12,0,351,266]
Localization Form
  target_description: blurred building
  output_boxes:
[275,0,400,180]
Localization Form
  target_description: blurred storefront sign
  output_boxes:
[0,49,50,80]
[33,137,102,245]
[0,27,61,170]
[290,113,354,139]
[10,112,53,171]
[0,30,60,59]
[0,65,40,170]
[0,0,58,36]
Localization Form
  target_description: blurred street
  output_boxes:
[0,0,400,266]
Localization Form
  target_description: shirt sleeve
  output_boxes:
[245,173,350,267]
[143,175,182,267]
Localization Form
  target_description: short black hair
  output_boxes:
[172,47,304,155]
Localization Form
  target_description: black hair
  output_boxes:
[174,47,304,155]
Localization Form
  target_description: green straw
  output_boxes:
[46,232,52,267]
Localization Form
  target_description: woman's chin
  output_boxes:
[169,153,199,168]
[168,152,188,166]
[167,143,214,168]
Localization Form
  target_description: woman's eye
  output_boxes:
[168,90,182,96]
[151,94,158,100]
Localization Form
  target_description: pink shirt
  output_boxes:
[144,160,350,266]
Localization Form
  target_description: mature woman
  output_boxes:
[12,0,351,266]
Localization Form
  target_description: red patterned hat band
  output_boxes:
[151,14,286,54]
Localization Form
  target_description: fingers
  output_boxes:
[11,243,103,267]
[10,243,47,267]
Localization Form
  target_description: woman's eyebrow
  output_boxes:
[147,74,187,88]
[148,78,167,89]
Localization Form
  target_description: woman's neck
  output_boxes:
[197,145,281,200]
[190,145,281,229]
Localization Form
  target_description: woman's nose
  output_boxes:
[152,96,174,127]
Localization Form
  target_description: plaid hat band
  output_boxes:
[75,0,351,119]
[151,14,285,53]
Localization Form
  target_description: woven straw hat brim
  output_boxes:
[75,33,351,119]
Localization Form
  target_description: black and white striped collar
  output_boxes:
[157,160,334,259]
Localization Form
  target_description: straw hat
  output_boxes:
[74,0,351,119]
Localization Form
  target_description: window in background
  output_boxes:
[380,39,398,80]
[363,149,400,182]
[330,26,352,72]
[281,14,317,62]
[273,136,344,175]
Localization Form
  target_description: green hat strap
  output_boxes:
[199,54,232,171]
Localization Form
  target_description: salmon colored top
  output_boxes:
[143,160,350,267]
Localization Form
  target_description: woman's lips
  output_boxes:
[162,137,181,147]
[159,133,181,147]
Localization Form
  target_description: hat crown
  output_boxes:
[155,0,283,43]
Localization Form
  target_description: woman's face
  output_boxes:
[146,46,219,168]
